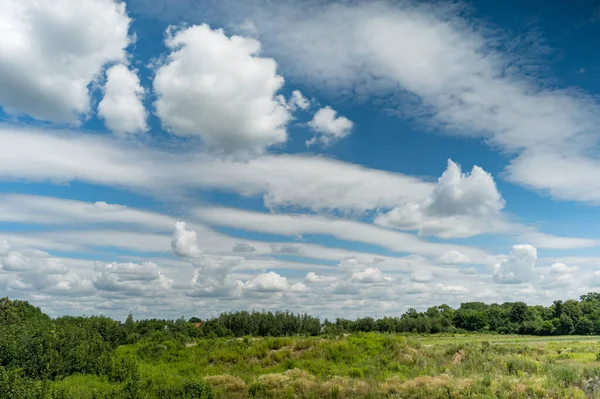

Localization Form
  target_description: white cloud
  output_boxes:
[187,271,236,298]
[437,250,471,265]
[0,194,175,231]
[238,1,600,205]
[403,281,429,295]
[0,0,131,122]
[238,271,307,293]
[0,240,10,254]
[0,126,433,212]
[305,272,338,284]
[0,239,94,297]
[351,268,391,284]
[425,160,504,217]
[593,271,600,286]
[11,271,95,297]
[435,284,468,295]
[93,261,172,296]
[459,267,478,275]
[493,244,538,284]
[98,64,148,135]
[410,270,433,283]
[193,206,492,262]
[290,282,310,292]
[519,231,600,249]
[306,106,353,147]
[189,255,243,285]
[327,281,360,296]
[170,222,248,293]
[549,263,579,275]
[154,24,290,156]
[34,230,172,253]
[376,159,507,238]
[0,240,66,273]
[288,90,310,110]
[172,221,202,258]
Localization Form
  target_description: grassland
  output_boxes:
[52,333,600,398]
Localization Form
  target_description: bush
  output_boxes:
[506,356,538,375]
[548,365,581,388]
[349,368,364,378]
[248,381,269,397]
[0,367,48,399]
[153,378,215,399]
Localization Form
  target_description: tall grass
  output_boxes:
[45,333,600,398]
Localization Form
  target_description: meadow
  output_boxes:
[6,296,600,398]
[52,333,600,398]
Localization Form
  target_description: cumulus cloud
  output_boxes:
[238,271,308,293]
[437,250,471,265]
[549,262,579,275]
[187,271,235,298]
[0,0,131,122]
[493,244,538,284]
[0,240,66,273]
[98,64,148,135]
[11,271,95,297]
[154,24,291,156]
[351,268,391,284]
[306,106,353,147]
[190,255,242,285]
[169,221,249,297]
[93,261,173,296]
[305,272,338,284]
[172,222,202,258]
[376,159,508,238]
[0,239,94,297]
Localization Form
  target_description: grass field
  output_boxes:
[52,333,600,398]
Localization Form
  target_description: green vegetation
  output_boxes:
[6,295,600,397]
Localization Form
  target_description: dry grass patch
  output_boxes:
[204,374,247,394]
[452,350,465,364]
[383,374,474,396]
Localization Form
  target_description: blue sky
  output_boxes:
[1,0,600,319]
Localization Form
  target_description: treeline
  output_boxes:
[195,293,600,337]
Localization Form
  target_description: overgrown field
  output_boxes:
[53,333,600,398]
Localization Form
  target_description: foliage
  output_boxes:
[5,294,600,397]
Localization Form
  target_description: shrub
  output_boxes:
[349,368,364,378]
[506,356,538,375]
[248,381,269,397]
[548,365,581,388]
